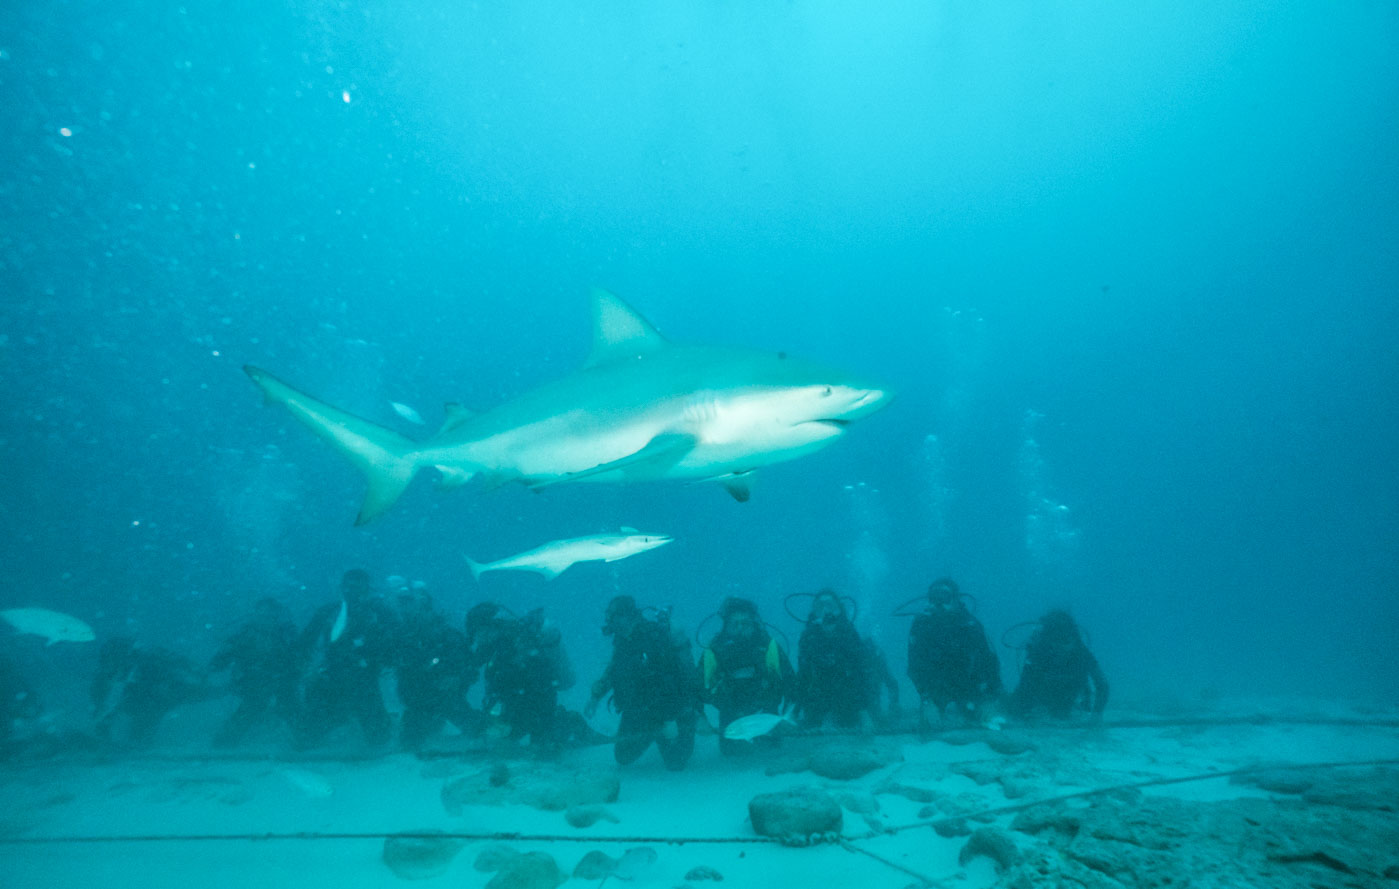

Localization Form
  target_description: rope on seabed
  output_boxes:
[14,714,1397,766]
[2,756,1397,849]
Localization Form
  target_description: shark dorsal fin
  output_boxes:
[437,402,476,434]
[585,288,669,369]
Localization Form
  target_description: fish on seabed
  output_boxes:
[466,530,672,581]
[1,608,96,645]
[245,288,891,524]
[722,709,797,742]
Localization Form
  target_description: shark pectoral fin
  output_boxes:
[244,366,421,525]
[534,433,697,488]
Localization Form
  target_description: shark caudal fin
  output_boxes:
[464,555,488,582]
[244,366,420,525]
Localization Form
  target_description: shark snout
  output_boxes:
[842,387,891,419]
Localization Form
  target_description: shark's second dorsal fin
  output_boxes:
[437,403,476,435]
[585,288,669,368]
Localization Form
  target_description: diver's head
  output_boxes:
[340,569,373,603]
[603,595,640,637]
[927,577,960,609]
[809,588,845,629]
[1039,609,1079,641]
[720,597,761,640]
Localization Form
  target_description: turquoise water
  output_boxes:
[3,0,1396,756]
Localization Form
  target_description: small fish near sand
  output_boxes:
[1,608,95,645]
[722,710,796,742]
[465,530,672,581]
[280,768,334,798]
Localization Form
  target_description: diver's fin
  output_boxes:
[584,288,670,369]
[244,366,419,525]
[532,433,696,488]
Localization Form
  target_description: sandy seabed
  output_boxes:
[3,698,1398,889]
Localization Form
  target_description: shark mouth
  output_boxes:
[804,419,852,431]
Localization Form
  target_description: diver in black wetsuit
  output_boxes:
[207,597,299,746]
[92,638,204,747]
[699,596,794,756]
[295,569,399,748]
[794,589,869,730]
[1010,609,1109,721]
[906,578,1002,730]
[466,602,575,751]
[585,595,697,770]
[394,586,477,751]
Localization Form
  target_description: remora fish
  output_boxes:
[466,530,672,581]
[245,289,890,524]
[723,709,797,742]
[1,608,96,645]
[390,401,425,425]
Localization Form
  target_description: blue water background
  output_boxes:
[3,1,1397,712]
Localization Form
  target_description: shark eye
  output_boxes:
[821,386,832,397]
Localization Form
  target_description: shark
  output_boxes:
[1,608,96,645]
[244,288,890,524]
[465,529,673,581]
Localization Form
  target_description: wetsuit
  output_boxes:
[296,596,398,747]
[700,629,794,756]
[208,606,299,746]
[1012,627,1109,719]
[796,616,868,729]
[395,614,475,750]
[907,603,1002,720]
[592,615,697,769]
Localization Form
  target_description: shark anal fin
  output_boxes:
[717,470,755,502]
[532,433,697,488]
[434,465,475,489]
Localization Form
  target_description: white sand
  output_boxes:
[4,700,1398,889]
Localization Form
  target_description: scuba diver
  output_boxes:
[1009,609,1109,720]
[295,569,400,748]
[699,596,794,756]
[394,586,478,751]
[206,597,299,746]
[91,637,205,747]
[584,595,698,770]
[793,589,870,731]
[906,577,1002,731]
[465,602,576,751]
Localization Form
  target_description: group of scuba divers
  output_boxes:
[3,572,1108,770]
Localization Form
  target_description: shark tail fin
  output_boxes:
[464,555,488,581]
[244,366,420,525]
